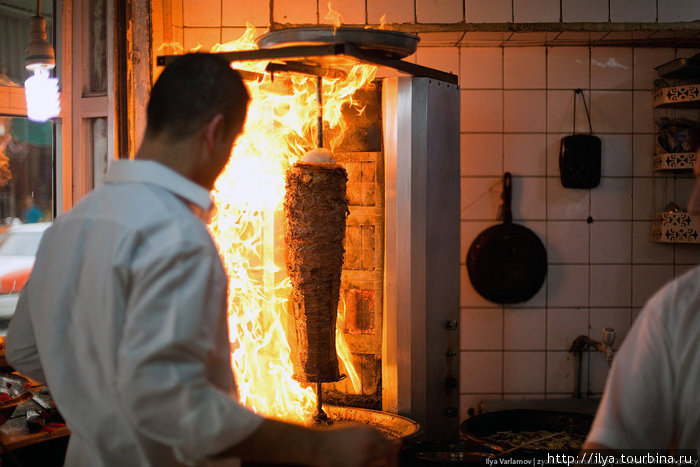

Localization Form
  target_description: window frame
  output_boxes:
[0,0,116,217]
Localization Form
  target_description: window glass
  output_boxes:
[0,230,43,255]
[0,0,55,87]
[0,115,53,335]
[91,117,108,186]
[0,116,54,224]
[87,0,107,94]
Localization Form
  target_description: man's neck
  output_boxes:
[134,135,195,180]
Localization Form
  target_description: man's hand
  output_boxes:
[215,418,401,467]
[315,425,401,467]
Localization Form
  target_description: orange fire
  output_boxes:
[206,27,377,423]
[325,1,343,28]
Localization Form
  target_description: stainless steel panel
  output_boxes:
[382,76,460,441]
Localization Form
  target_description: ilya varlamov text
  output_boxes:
[484,452,699,466]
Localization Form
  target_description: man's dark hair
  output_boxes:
[146,53,249,141]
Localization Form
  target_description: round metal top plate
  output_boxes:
[255,27,420,59]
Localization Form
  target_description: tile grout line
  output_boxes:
[630,46,636,313]
[586,44,593,397]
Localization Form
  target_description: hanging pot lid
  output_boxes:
[255,27,420,59]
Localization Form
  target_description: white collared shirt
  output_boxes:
[586,265,700,449]
[6,160,262,466]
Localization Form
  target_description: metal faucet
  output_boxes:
[569,327,616,398]
[571,327,616,366]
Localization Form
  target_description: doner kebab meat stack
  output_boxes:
[284,148,348,384]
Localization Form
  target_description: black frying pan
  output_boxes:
[467,173,547,304]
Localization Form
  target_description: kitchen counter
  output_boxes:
[0,405,69,451]
[0,379,69,450]
[0,383,69,467]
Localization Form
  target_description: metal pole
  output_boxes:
[314,382,329,423]
[317,76,323,148]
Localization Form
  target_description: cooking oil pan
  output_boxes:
[460,409,592,455]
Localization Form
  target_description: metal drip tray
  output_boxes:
[242,406,420,467]
[156,28,458,85]
[321,405,421,440]
[256,27,419,59]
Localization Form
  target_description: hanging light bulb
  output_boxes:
[24,1,60,122]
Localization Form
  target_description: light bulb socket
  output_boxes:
[25,15,55,71]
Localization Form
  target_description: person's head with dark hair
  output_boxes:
[137,52,249,189]
[146,53,249,141]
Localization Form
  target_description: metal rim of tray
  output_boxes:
[323,405,422,440]
[255,27,420,59]
[0,373,32,409]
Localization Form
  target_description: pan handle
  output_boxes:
[502,172,512,224]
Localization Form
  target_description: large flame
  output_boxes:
[207,27,377,422]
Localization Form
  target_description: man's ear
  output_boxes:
[203,114,227,153]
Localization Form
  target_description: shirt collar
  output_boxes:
[105,160,213,214]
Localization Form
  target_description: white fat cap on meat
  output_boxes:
[302,148,336,164]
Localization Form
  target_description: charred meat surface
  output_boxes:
[284,162,348,383]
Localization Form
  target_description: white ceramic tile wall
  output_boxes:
[504,90,547,132]
[589,265,632,307]
[457,37,698,410]
[465,0,512,22]
[460,134,502,176]
[459,48,502,89]
[562,0,608,22]
[513,0,560,23]
[546,351,576,394]
[610,0,657,22]
[503,352,545,393]
[547,309,589,350]
[547,47,590,90]
[513,179,547,219]
[591,48,634,90]
[676,243,700,264]
[222,0,270,26]
[415,47,460,74]
[367,0,416,23]
[590,91,634,133]
[319,0,366,25]
[601,135,633,177]
[221,28,251,44]
[634,49,676,88]
[589,221,632,263]
[658,0,700,22]
[504,309,546,350]
[547,221,590,263]
[173,0,700,425]
[274,0,318,23]
[504,134,547,176]
[590,178,633,220]
[183,27,221,50]
[461,309,503,350]
[461,90,502,132]
[416,0,463,23]
[183,0,220,26]
[504,48,546,89]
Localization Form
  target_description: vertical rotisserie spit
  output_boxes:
[284,152,348,392]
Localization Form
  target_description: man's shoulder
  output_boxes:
[641,265,700,334]
[659,265,700,302]
[54,183,214,251]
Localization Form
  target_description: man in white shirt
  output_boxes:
[583,158,700,451]
[6,53,398,467]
